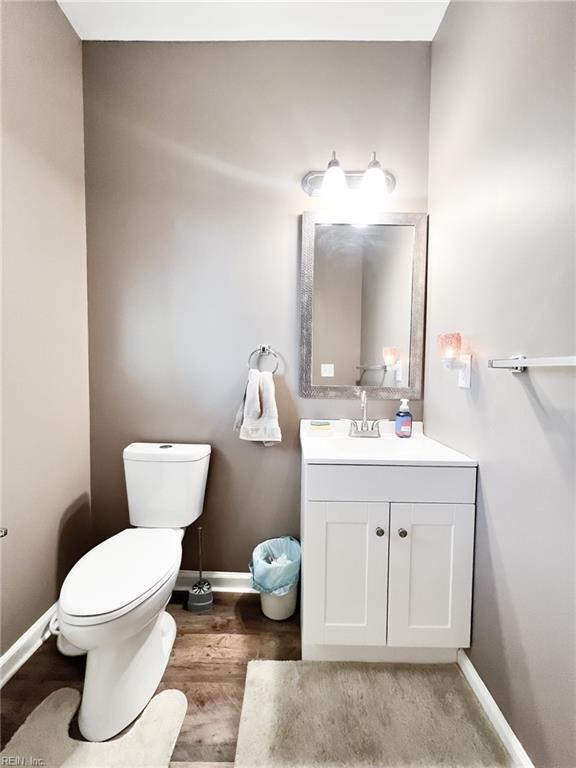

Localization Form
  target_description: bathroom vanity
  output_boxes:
[300,420,477,663]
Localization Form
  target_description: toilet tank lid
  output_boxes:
[124,443,211,462]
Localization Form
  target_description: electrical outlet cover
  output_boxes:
[320,363,335,378]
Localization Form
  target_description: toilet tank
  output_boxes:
[123,443,211,528]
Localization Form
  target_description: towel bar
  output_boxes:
[488,355,576,373]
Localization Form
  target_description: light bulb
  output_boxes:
[320,151,348,198]
[361,152,388,198]
[382,346,399,367]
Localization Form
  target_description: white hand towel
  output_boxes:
[235,369,282,446]
[259,371,282,446]
[235,368,261,433]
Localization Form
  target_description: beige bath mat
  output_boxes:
[1,687,187,767]
[234,660,514,768]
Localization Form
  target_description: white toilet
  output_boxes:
[57,442,211,742]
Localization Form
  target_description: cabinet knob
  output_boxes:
[398,528,408,538]
[375,527,385,537]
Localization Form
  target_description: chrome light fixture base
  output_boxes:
[302,169,396,197]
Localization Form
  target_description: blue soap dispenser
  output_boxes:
[395,398,413,438]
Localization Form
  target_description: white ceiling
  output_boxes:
[57,1,450,42]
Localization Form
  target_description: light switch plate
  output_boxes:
[321,363,335,378]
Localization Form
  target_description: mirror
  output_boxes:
[299,211,427,399]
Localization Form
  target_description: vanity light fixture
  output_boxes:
[301,153,396,197]
[437,332,472,389]
[382,346,403,385]
[320,151,348,198]
[361,152,389,197]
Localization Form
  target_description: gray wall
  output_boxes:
[1,1,90,651]
[425,3,575,766]
[83,41,430,570]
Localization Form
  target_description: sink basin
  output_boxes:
[300,420,476,467]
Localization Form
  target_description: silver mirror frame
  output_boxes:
[299,211,428,400]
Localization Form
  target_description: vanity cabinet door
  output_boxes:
[387,503,475,648]
[304,502,389,646]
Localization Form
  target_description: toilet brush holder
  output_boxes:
[187,581,213,612]
[186,526,213,612]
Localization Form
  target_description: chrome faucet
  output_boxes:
[360,389,368,430]
[350,389,381,438]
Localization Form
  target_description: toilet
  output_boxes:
[57,442,211,742]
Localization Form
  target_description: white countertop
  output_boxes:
[300,420,476,467]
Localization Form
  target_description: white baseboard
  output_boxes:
[176,569,256,594]
[0,602,57,688]
[457,649,534,768]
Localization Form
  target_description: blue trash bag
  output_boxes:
[249,536,301,596]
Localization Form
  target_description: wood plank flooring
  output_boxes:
[1,593,301,764]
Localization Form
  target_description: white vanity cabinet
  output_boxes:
[300,421,477,663]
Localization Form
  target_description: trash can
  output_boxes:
[250,536,301,621]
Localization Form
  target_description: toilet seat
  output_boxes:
[59,528,182,626]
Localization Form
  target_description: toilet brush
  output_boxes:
[187,526,213,612]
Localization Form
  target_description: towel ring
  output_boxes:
[248,345,280,374]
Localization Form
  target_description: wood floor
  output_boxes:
[0,592,301,765]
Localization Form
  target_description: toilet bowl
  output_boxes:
[57,443,211,742]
